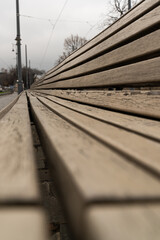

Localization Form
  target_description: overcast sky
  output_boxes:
[0,0,111,71]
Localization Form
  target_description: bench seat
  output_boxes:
[30,0,160,238]
[0,92,48,240]
[28,90,160,240]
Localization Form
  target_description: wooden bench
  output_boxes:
[0,0,160,239]
[0,93,48,240]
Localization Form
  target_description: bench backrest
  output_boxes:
[32,0,160,91]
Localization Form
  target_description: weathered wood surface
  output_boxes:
[36,57,160,89]
[29,93,160,237]
[32,1,160,91]
[0,92,40,202]
[0,207,48,240]
[33,89,160,120]
[29,1,160,239]
[33,1,160,90]
[83,205,160,240]
[42,30,160,85]
[33,94,160,174]
[45,0,160,77]
[34,92,160,141]
[0,93,19,119]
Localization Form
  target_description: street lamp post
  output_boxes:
[128,0,131,10]
[25,45,28,89]
[16,0,23,94]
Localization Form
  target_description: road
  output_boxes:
[0,92,18,111]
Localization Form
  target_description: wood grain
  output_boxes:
[36,95,160,175]
[0,94,19,119]
[33,89,160,120]
[43,28,160,83]
[84,204,160,240]
[29,94,160,236]
[0,92,40,202]
[46,0,160,77]
[0,207,48,240]
[36,57,160,89]
[34,92,160,142]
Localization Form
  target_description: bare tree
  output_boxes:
[56,34,87,64]
[100,0,140,28]
[0,67,44,87]
[64,34,87,54]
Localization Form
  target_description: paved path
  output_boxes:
[0,92,18,111]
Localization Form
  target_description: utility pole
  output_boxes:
[25,45,28,89]
[128,0,131,10]
[28,60,31,88]
[16,0,23,94]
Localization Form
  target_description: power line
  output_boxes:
[20,14,92,25]
[40,0,69,68]
[85,23,97,37]
[20,14,50,21]
[85,20,102,38]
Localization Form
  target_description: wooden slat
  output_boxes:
[0,92,40,203]
[29,94,160,236]
[34,93,160,142]
[36,57,160,89]
[0,94,19,119]
[46,0,160,77]
[44,5,160,81]
[83,204,160,240]
[33,89,160,120]
[35,95,160,175]
[0,207,48,240]
[42,30,160,85]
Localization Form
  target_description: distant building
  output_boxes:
[0,72,6,86]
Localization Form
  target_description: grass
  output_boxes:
[0,91,12,95]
